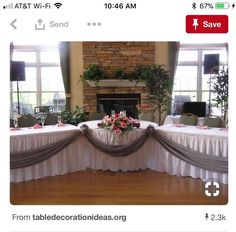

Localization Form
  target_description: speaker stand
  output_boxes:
[208,73,212,116]
[16,80,20,115]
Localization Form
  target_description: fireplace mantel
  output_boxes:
[85,79,145,87]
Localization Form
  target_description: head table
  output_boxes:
[10,121,228,184]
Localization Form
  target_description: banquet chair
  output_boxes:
[17,114,37,127]
[44,113,59,125]
[10,118,14,127]
[34,106,54,114]
[179,113,198,126]
[90,112,106,120]
[203,116,223,128]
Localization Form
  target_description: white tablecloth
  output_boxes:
[164,115,181,124]
[150,124,228,184]
[79,120,158,146]
[10,125,81,182]
[10,121,228,183]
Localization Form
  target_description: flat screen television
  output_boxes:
[182,102,206,117]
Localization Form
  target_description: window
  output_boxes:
[10,43,65,117]
[172,43,228,116]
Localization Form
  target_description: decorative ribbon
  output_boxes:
[10,131,81,169]
[153,130,228,173]
[10,125,228,173]
[80,124,153,156]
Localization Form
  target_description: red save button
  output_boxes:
[186,15,228,33]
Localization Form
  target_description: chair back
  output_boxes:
[10,118,14,127]
[45,113,59,125]
[34,106,54,114]
[18,115,37,127]
[90,112,106,120]
[203,116,222,128]
[179,113,198,125]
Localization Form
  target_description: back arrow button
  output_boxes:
[10,19,17,29]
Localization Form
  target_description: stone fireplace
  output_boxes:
[83,83,149,118]
[97,93,141,118]
[82,42,155,117]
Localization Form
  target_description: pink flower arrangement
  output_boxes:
[97,113,140,135]
[136,103,155,113]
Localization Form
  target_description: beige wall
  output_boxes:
[69,42,83,110]
[69,42,170,109]
[154,42,169,66]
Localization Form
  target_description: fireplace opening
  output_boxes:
[97,94,141,118]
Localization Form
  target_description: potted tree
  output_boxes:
[134,64,172,125]
[211,67,228,120]
[136,103,156,121]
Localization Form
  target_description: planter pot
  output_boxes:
[138,111,154,121]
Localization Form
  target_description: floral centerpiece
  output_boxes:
[97,112,140,135]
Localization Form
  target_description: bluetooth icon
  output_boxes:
[192,2,197,9]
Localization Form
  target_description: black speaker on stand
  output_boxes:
[10,61,26,115]
[204,54,219,116]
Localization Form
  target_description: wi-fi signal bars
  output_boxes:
[54,2,62,9]
[3,2,62,9]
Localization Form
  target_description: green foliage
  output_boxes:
[134,65,172,95]
[79,64,173,125]
[212,68,228,113]
[113,68,129,79]
[61,106,89,126]
[132,65,172,124]
[80,64,106,86]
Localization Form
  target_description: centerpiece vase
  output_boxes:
[138,110,154,121]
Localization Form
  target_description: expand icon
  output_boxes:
[204,180,221,197]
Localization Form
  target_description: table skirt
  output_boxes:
[10,123,228,184]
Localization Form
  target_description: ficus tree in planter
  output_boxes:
[211,67,228,119]
[133,64,173,125]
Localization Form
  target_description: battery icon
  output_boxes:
[215,2,230,9]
